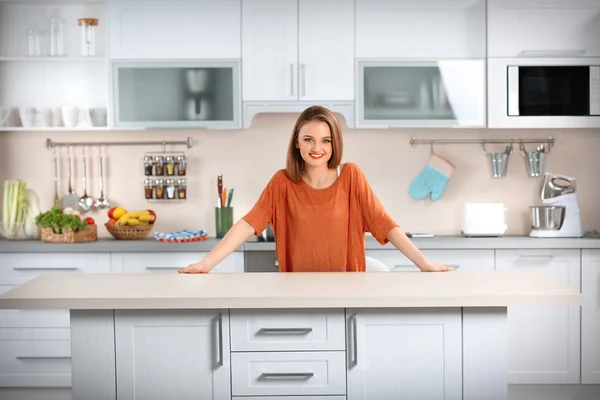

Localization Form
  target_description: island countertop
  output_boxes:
[0,271,581,310]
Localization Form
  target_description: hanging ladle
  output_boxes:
[78,145,93,213]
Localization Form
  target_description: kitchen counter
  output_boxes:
[0,270,581,310]
[0,234,599,252]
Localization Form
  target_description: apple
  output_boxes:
[147,209,156,217]
[108,207,116,219]
[107,218,117,226]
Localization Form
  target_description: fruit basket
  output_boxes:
[105,222,154,240]
[41,223,97,243]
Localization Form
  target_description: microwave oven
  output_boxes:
[488,58,600,128]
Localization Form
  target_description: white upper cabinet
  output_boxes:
[109,0,241,59]
[297,0,354,101]
[242,0,354,102]
[488,0,600,58]
[355,0,486,59]
[242,0,298,101]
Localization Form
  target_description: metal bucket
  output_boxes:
[525,151,546,177]
[489,152,509,178]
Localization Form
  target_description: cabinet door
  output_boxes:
[298,0,354,101]
[365,249,494,272]
[488,0,600,57]
[496,249,581,384]
[109,0,241,59]
[110,252,244,274]
[347,308,462,400]
[242,0,298,101]
[356,60,486,128]
[355,0,486,58]
[583,249,600,384]
[115,310,230,400]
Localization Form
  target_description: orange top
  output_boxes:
[242,163,398,272]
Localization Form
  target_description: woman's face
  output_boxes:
[297,120,333,169]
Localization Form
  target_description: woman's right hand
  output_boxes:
[177,261,213,274]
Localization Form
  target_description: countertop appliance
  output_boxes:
[530,173,583,238]
[461,202,507,237]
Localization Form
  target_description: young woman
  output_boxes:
[178,106,450,274]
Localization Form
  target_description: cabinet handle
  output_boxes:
[394,264,459,270]
[300,64,306,97]
[290,64,295,97]
[518,49,586,57]
[260,372,314,379]
[145,266,178,270]
[216,314,223,367]
[517,255,555,261]
[16,356,71,360]
[350,313,358,366]
[13,267,77,271]
[258,327,313,335]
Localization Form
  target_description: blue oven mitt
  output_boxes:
[409,153,455,201]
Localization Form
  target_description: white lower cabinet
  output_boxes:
[582,250,600,384]
[346,308,462,400]
[110,251,244,274]
[0,328,71,389]
[496,249,581,384]
[114,309,230,400]
[365,249,494,272]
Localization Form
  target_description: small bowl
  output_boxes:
[0,222,26,240]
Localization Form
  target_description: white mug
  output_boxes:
[77,108,93,127]
[0,107,10,127]
[90,107,107,127]
[51,107,63,127]
[34,108,51,127]
[19,107,36,127]
[61,106,79,128]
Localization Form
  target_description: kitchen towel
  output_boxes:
[409,153,455,201]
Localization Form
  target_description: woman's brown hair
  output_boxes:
[286,106,344,182]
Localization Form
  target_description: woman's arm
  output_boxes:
[386,227,451,272]
[177,219,255,274]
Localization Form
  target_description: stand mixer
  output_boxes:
[529,173,583,238]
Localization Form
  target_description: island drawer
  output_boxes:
[0,328,72,388]
[0,253,111,278]
[230,309,345,351]
[231,351,346,396]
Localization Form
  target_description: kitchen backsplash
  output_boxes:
[1,113,599,237]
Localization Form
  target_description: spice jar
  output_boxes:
[143,155,153,176]
[154,179,165,199]
[144,179,154,199]
[77,18,98,56]
[165,179,176,199]
[177,178,187,199]
[154,156,164,176]
[165,156,176,176]
[177,155,187,175]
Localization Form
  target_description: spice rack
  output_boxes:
[143,151,187,203]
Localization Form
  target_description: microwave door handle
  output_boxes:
[507,67,520,116]
[518,49,586,57]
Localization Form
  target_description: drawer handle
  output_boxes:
[145,267,178,270]
[260,372,314,379]
[517,255,554,260]
[258,327,313,335]
[13,267,78,271]
[16,356,71,360]
[394,264,459,270]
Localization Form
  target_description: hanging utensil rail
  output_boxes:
[46,137,193,149]
[410,136,555,150]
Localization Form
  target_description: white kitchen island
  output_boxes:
[0,271,581,400]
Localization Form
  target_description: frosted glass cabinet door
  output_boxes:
[112,61,241,129]
[356,60,486,128]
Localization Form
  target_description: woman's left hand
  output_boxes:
[421,262,453,272]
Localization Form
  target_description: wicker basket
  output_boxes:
[41,224,98,243]
[105,223,154,240]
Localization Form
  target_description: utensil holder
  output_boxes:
[215,207,233,239]
[489,152,509,178]
[524,151,546,177]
